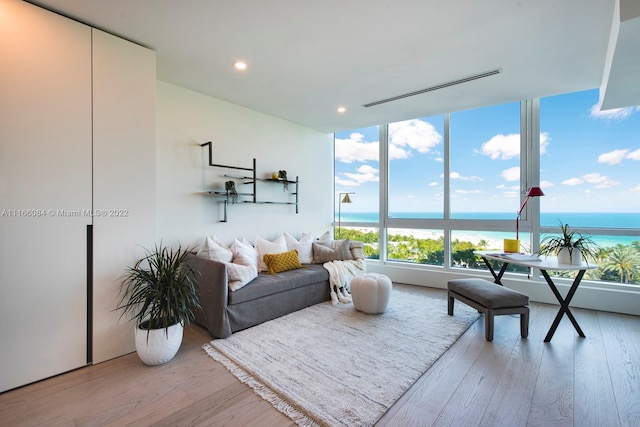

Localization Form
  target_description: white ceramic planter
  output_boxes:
[134,322,183,366]
[557,248,582,265]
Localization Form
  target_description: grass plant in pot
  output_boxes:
[536,222,599,265]
[116,243,200,365]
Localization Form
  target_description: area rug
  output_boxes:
[203,289,478,427]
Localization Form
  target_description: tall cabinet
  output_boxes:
[0,0,155,392]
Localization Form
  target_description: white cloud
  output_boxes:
[598,149,629,165]
[589,102,639,121]
[627,149,640,161]
[562,177,583,186]
[455,189,482,194]
[388,143,410,160]
[480,133,520,160]
[539,132,550,155]
[500,166,520,181]
[540,180,553,188]
[335,132,378,163]
[497,184,520,191]
[480,132,549,159]
[429,181,438,187]
[562,173,618,189]
[582,172,618,188]
[334,176,359,187]
[335,165,379,187]
[450,171,481,181]
[387,119,442,160]
[631,184,640,193]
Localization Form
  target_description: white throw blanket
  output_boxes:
[323,259,365,304]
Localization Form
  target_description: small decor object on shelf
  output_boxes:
[536,221,599,265]
[271,172,279,180]
[225,180,238,203]
[278,170,288,191]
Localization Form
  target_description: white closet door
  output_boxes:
[0,0,92,392]
[91,29,157,363]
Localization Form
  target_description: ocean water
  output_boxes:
[338,212,640,247]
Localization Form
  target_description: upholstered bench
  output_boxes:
[447,278,529,341]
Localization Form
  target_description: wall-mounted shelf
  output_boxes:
[200,141,299,222]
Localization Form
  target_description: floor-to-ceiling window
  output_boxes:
[335,89,640,288]
[334,125,380,258]
[539,89,640,285]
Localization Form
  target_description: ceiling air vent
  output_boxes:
[362,69,502,108]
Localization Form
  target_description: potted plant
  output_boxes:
[116,243,200,365]
[536,222,599,265]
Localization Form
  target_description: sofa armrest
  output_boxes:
[184,253,232,338]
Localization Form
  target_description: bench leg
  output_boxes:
[520,308,529,338]
[485,312,494,341]
[447,292,454,316]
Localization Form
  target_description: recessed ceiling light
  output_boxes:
[233,61,247,71]
[337,106,346,113]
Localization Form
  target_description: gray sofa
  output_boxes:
[185,254,331,338]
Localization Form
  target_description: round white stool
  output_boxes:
[350,273,392,314]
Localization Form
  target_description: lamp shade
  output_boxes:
[526,187,544,197]
[341,193,352,203]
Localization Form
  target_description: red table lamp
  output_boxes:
[505,186,544,253]
[516,186,544,240]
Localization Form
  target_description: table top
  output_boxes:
[474,251,598,271]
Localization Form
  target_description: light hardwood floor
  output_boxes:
[1,284,639,427]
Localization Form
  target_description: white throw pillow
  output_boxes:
[227,238,259,291]
[196,236,233,263]
[284,232,313,264]
[226,262,258,291]
[230,238,258,271]
[255,235,287,272]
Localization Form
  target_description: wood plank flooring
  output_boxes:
[1,284,639,427]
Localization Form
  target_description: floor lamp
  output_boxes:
[337,192,354,239]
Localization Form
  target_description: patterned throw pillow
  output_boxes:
[263,249,302,275]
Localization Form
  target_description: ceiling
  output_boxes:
[28,0,638,133]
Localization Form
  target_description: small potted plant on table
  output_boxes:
[116,243,200,365]
[536,222,599,265]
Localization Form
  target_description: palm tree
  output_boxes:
[601,244,640,284]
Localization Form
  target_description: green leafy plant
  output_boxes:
[116,243,201,334]
[536,221,599,262]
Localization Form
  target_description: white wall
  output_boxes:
[156,81,334,249]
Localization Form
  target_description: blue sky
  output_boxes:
[335,88,640,214]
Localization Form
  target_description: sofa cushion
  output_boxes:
[228,264,329,305]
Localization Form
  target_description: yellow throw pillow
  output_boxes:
[264,249,302,275]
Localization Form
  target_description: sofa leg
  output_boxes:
[520,308,529,338]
